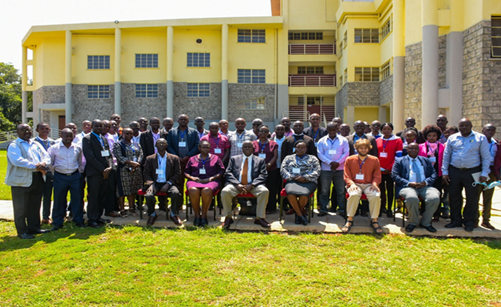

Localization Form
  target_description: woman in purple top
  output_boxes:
[184,140,225,226]
[253,125,279,213]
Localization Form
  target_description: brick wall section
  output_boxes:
[33,86,66,105]
[346,82,380,106]
[404,42,422,127]
[438,35,447,89]
[228,84,275,122]
[335,84,348,119]
[173,82,221,120]
[121,83,167,125]
[379,75,393,106]
[72,84,115,125]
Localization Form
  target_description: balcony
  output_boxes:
[288,44,336,55]
[288,75,336,87]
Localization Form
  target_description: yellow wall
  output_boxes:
[287,0,337,30]
[121,29,167,83]
[34,42,43,89]
[354,107,379,123]
[405,0,422,45]
[345,17,380,82]
[72,35,114,85]
[40,38,65,87]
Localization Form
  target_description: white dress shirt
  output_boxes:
[48,142,84,174]
[408,157,426,184]
[239,154,253,184]
[156,153,167,183]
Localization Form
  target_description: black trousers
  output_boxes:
[145,182,182,216]
[448,166,482,227]
[105,169,117,213]
[379,173,394,211]
[266,169,279,212]
[86,174,108,222]
[41,171,53,219]
[11,173,44,235]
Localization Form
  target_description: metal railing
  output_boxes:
[283,110,310,122]
[288,75,336,87]
[288,44,336,55]
[0,131,17,143]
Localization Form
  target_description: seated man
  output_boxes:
[142,138,183,226]
[221,141,270,229]
[342,139,382,234]
[392,143,441,233]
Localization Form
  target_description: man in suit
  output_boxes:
[346,120,378,156]
[143,138,183,226]
[281,121,317,163]
[303,113,328,146]
[392,143,441,233]
[221,141,270,229]
[82,120,113,228]
[140,117,166,165]
[396,117,425,143]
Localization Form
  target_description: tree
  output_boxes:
[0,62,22,131]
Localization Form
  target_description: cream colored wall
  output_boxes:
[72,35,114,85]
[121,30,167,83]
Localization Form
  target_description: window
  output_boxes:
[354,29,379,43]
[236,97,266,110]
[187,83,210,97]
[297,66,324,74]
[135,84,158,98]
[381,60,391,80]
[298,96,322,105]
[187,53,210,67]
[238,29,266,43]
[87,85,110,99]
[492,16,501,57]
[288,32,323,40]
[354,67,380,82]
[237,69,265,84]
[135,54,158,68]
[87,55,110,69]
[381,17,392,41]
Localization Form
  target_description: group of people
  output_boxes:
[5,112,499,239]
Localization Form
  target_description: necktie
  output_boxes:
[412,159,422,182]
[241,157,249,185]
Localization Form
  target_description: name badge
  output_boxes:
[259,153,266,159]
[428,157,436,163]
[214,148,222,154]
[199,168,206,175]
[237,143,243,148]
[156,169,164,175]
[380,152,388,158]
[101,150,110,157]
[179,142,187,147]
[329,149,337,155]
[355,174,364,180]
[292,168,301,174]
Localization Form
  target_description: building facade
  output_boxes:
[21,0,501,133]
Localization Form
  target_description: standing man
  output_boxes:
[280,121,316,162]
[161,117,174,135]
[140,117,163,165]
[228,118,257,157]
[33,122,56,224]
[442,118,491,232]
[396,117,425,143]
[332,117,343,127]
[368,120,382,139]
[110,114,122,136]
[316,122,349,217]
[195,117,209,139]
[436,115,449,144]
[303,113,328,147]
[102,120,120,217]
[339,124,351,137]
[75,120,92,143]
[201,122,231,165]
[138,117,149,133]
[346,121,378,156]
[82,120,113,228]
[272,117,293,139]
[480,123,498,229]
[6,124,51,239]
[130,121,141,147]
[219,119,230,137]
[250,118,264,137]
[48,128,85,230]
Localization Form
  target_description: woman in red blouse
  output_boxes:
[376,122,403,217]
[253,125,279,213]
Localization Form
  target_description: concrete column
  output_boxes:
[276,0,289,121]
[392,0,405,131]
[347,106,355,126]
[167,26,174,118]
[114,28,121,115]
[22,46,27,124]
[221,24,228,120]
[65,30,72,123]
[421,0,439,127]
[379,106,387,123]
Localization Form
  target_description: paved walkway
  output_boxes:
[1,188,501,238]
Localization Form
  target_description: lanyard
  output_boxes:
[157,153,165,169]
[114,135,119,142]
[354,134,365,142]
[237,132,245,141]
[199,154,209,168]
[179,129,187,140]
[125,141,135,155]
[295,154,306,164]
[293,135,302,142]
[212,135,220,147]
[382,137,391,152]
[313,128,319,141]
[259,140,267,153]
[91,132,105,148]
[357,156,367,174]
[426,141,438,156]
[36,137,49,151]
[328,137,337,147]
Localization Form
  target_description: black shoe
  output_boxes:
[360,210,368,217]
[317,211,328,217]
[28,229,51,234]
[193,217,201,227]
[97,218,111,225]
[464,225,474,232]
[74,222,86,228]
[445,222,462,228]
[18,233,35,239]
[405,224,417,233]
[386,211,393,218]
[420,224,437,233]
[294,214,301,224]
[51,225,63,231]
[299,215,308,225]
[381,207,387,214]
[88,221,101,228]
[200,218,208,227]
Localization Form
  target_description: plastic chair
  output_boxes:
[137,189,168,220]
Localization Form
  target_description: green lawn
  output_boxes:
[0,221,500,306]
[0,150,10,200]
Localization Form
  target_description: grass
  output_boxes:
[0,221,500,306]
[0,150,10,200]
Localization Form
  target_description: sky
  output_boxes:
[0,0,271,73]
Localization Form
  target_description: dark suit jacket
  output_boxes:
[281,135,317,162]
[346,134,378,156]
[396,130,426,144]
[82,133,112,177]
[139,130,168,165]
[142,152,181,186]
[167,127,200,157]
[303,127,328,143]
[225,155,268,187]
[391,155,437,197]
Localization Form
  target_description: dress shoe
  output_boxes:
[18,233,35,239]
[147,214,158,226]
[51,225,63,231]
[294,214,301,224]
[474,222,479,228]
[481,221,496,230]
[98,218,111,225]
[105,211,121,218]
[41,218,52,224]
[254,218,271,228]
[405,224,417,233]
[74,222,86,228]
[200,218,208,227]
[193,217,201,227]
[87,221,101,228]
[420,224,437,233]
[170,215,183,226]
[28,229,51,234]
[464,225,474,232]
[317,211,328,217]
[285,208,295,215]
[299,215,308,226]
[223,216,234,230]
[445,222,462,228]
[386,211,393,218]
